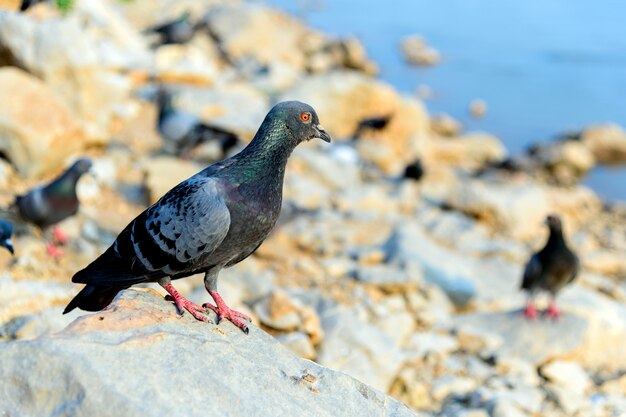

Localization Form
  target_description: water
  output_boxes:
[266,0,626,201]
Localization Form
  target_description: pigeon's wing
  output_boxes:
[521,254,542,290]
[566,253,580,285]
[73,176,231,286]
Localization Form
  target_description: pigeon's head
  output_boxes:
[268,101,331,145]
[0,221,14,255]
[70,158,93,176]
[545,214,563,231]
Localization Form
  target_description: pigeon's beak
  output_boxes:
[3,239,14,255]
[314,124,332,143]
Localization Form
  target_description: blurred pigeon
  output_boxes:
[353,115,391,138]
[157,89,239,158]
[19,0,47,11]
[64,101,331,334]
[0,218,14,255]
[403,159,425,181]
[521,215,579,319]
[144,11,198,47]
[2,158,92,257]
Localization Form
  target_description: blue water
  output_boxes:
[267,0,626,201]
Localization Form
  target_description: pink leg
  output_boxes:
[522,299,538,319]
[203,290,251,334]
[53,225,68,246]
[545,300,561,319]
[46,243,64,258]
[162,283,209,322]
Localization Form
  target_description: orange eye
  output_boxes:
[300,112,311,123]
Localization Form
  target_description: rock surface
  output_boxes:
[0,289,417,417]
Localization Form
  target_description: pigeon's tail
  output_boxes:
[63,284,126,314]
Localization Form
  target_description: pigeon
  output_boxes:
[521,215,579,319]
[2,158,92,257]
[352,115,391,138]
[403,159,425,181]
[156,89,239,158]
[0,218,14,255]
[64,101,331,334]
[144,11,198,47]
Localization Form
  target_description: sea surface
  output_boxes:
[267,0,626,201]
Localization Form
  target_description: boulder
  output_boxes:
[580,123,626,165]
[0,10,135,141]
[279,71,401,139]
[0,289,417,417]
[141,156,201,204]
[0,67,87,178]
[426,132,507,170]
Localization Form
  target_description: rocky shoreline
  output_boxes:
[0,1,625,417]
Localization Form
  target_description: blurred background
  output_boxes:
[0,0,625,416]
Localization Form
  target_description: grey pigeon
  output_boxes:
[144,11,197,47]
[157,89,239,158]
[0,218,14,255]
[2,158,92,257]
[64,101,331,334]
[521,215,579,319]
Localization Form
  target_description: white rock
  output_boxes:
[0,290,417,417]
[317,306,404,393]
[405,332,458,360]
[276,331,316,360]
[431,376,477,401]
[541,360,591,394]
[580,123,626,164]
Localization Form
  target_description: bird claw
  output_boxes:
[545,302,561,320]
[53,226,68,246]
[522,302,538,319]
[46,244,64,258]
[202,302,251,322]
[164,294,209,322]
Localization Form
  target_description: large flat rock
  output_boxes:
[0,289,416,417]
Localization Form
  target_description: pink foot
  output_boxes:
[53,226,68,246]
[46,244,64,258]
[522,301,538,319]
[162,284,209,322]
[204,290,251,334]
[545,301,561,320]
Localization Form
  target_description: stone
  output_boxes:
[426,132,507,170]
[142,156,201,204]
[175,82,270,139]
[317,306,404,393]
[533,140,596,179]
[451,285,626,369]
[204,3,310,71]
[431,375,477,401]
[0,275,73,326]
[399,35,441,66]
[253,289,323,344]
[276,331,317,360]
[443,176,550,240]
[405,332,458,360]
[279,71,401,139]
[580,123,626,165]
[0,10,135,140]
[354,264,421,292]
[469,99,488,118]
[154,44,219,85]
[540,360,591,394]
[0,289,417,417]
[0,67,87,179]
[490,399,529,417]
[431,113,462,137]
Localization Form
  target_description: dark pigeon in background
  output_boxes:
[521,215,579,319]
[64,101,331,334]
[144,11,198,47]
[2,158,92,258]
[156,89,239,158]
[352,115,391,139]
[403,159,425,181]
[0,219,14,255]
